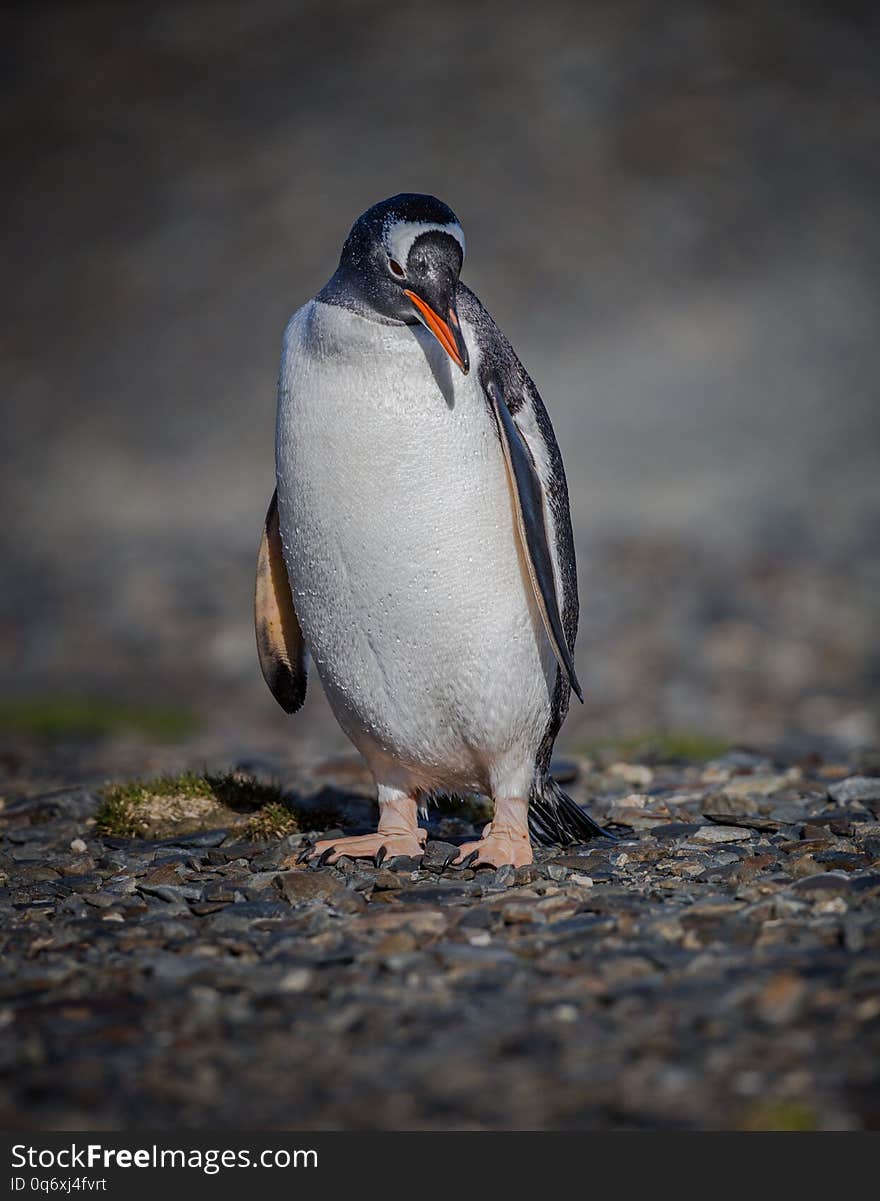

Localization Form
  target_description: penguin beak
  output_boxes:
[404,289,470,374]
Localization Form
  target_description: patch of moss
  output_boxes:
[96,772,286,839]
[0,698,198,741]
[649,731,731,762]
[95,787,149,839]
[739,1100,818,1132]
[582,730,730,765]
[242,802,300,842]
[96,771,340,841]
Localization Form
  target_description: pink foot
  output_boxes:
[305,792,427,867]
[454,831,533,868]
[454,797,533,868]
[307,828,427,866]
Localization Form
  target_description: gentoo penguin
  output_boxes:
[255,193,607,868]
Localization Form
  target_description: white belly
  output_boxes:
[275,300,555,795]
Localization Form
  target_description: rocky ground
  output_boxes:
[2,749,879,1130]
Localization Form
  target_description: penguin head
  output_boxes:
[329,193,470,374]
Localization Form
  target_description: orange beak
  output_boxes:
[404,289,469,374]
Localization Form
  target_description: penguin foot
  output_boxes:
[454,798,533,868]
[453,827,533,869]
[306,828,427,867]
[453,835,533,869]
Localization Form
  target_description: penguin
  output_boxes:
[255,193,608,868]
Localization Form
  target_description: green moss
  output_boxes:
[96,771,340,841]
[242,802,300,842]
[95,788,148,839]
[0,698,198,741]
[581,730,730,765]
[650,731,731,762]
[739,1100,818,1132]
[101,772,215,807]
[96,772,286,839]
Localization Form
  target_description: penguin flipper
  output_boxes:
[485,378,583,702]
[255,490,308,713]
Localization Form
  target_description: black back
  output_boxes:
[455,283,580,774]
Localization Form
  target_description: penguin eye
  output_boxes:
[388,258,406,279]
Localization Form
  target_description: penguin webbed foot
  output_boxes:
[453,823,533,869]
[453,797,534,869]
[304,828,427,867]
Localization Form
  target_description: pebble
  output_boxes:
[790,872,852,897]
[275,869,365,913]
[372,868,402,891]
[542,863,568,881]
[828,776,880,805]
[693,825,752,844]
[492,864,517,888]
[421,840,460,871]
[755,972,807,1025]
[277,967,314,993]
[608,794,674,829]
[608,763,654,787]
[720,772,797,798]
[703,793,759,817]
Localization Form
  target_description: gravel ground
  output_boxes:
[2,751,879,1130]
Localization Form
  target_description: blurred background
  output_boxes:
[2,0,879,792]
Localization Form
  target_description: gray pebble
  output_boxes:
[829,776,880,805]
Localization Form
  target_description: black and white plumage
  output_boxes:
[256,194,607,866]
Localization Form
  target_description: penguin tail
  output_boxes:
[528,774,616,847]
